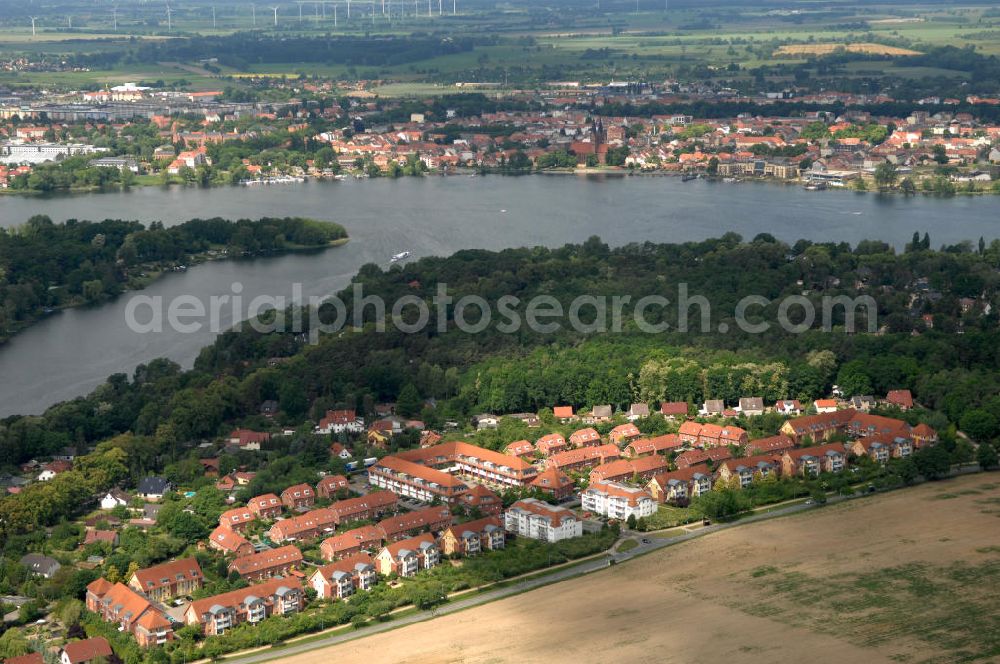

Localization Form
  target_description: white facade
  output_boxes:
[504,499,582,543]
[581,482,656,521]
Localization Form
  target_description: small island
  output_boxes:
[0,215,348,343]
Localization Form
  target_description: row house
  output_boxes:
[589,455,669,484]
[609,423,642,446]
[536,433,568,456]
[184,577,304,636]
[266,508,337,543]
[569,428,602,448]
[845,411,911,440]
[280,483,315,511]
[320,525,385,561]
[308,553,377,599]
[674,447,733,469]
[646,468,714,504]
[85,580,173,648]
[218,507,257,534]
[782,443,848,477]
[375,533,440,577]
[328,490,398,524]
[227,545,303,582]
[530,467,575,501]
[581,481,657,521]
[127,558,203,602]
[439,516,505,556]
[368,456,468,503]
[377,505,452,542]
[716,454,782,489]
[393,441,539,488]
[745,434,796,456]
[780,409,853,444]
[623,433,683,458]
[699,423,748,448]
[456,484,503,516]
[247,493,283,519]
[504,439,535,457]
[208,526,254,558]
[545,444,620,473]
[316,474,350,499]
[504,498,583,543]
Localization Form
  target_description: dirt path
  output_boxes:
[269,474,1000,664]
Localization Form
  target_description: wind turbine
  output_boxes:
[165,4,173,30]
[333,2,337,26]
[346,0,350,19]
[297,1,302,21]
[426,0,430,17]
[438,0,441,15]
[67,15,72,29]
[271,5,279,26]
[30,16,38,37]
[252,4,257,27]
[452,0,456,15]
[112,6,118,31]
[211,5,216,29]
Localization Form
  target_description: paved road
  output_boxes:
[223,467,989,664]
[223,497,825,664]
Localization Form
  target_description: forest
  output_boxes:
[0,215,347,341]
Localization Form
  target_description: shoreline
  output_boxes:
[0,236,349,347]
[2,169,997,199]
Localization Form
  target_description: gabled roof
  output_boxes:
[229,545,303,576]
[311,552,374,583]
[131,558,202,592]
[188,576,302,618]
[137,476,171,494]
[209,525,251,553]
[443,516,502,540]
[61,638,113,664]
[381,532,437,559]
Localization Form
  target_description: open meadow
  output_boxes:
[283,473,1000,664]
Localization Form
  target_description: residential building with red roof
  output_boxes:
[267,508,337,543]
[315,409,363,434]
[504,498,583,543]
[581,481,656,521]
[544,444,620,473]
[5,653,43,664]
[374,533,440,577]
[127,558,203,602]
[553,405,575,421]
[646,467,714,503]
[623,434,682,458]
[219,507,257,534]
[228,429,270,450]
[85,581,173,648]
[814,399,839,413]
[61,638,115,664]
[717,454,783,488]
[439,516,505,556]
[247,493,283,519]
[504,440,535,457]
[368,455,468,503]
[316,474,350,499]
[782,443,848,477]
[184,576,303,636]
[328,490,398,524]
[390,441,539,488]
[535,433,568,455]
[589,455,669,484]
[280,483,315,510]
[530,467,575,500]
[308,553,377,599]
[569,427,602,448]
[674,447,733,469]
[745,434,796,456]
[659,402,689,419]
[886,389,914,410]
[320,525,384,561]
[609,423,642,446]
[456,484,503,516]
[228,544,303,582]
[377,505,451,542]
[208,526,254,557]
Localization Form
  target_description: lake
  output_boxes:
[1,174,998,416]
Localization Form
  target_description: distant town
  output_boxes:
[2,79,1000,194]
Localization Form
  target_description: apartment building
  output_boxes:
[782,443,848,477]
[377,505,452,542]
[85,580,173,648]
[568,428,602,448]
[622,433,683,458]
[247,493,283,519]
[439,516,505,556]
[320,525,384,561]
[581,481,656,521]
[716,453,782,488]
[529,467,575,501]
[280,483,315,510]
[374,533,440,577]
[227,545,303,582]
[308,553,377,600]
[588,455,669,484]
[394,441,539,487]
[544,444,620,473]
[368,456,468,503]
[208,526,254,558]
[316,474,350,499]
[328,490,398,524]
[646,467,714,503]
[218,507,257,534]
[266,508,337,543]
[504,498,583,543]
[184,577,303,636]
[126,558,203,602]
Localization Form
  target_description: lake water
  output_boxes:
[1,175,998,416]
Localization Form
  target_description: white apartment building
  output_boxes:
[504,498,582,543]
[581,481,656,521]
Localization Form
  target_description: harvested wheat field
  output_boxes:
[278,474,1000,664]
[775,43,922,57]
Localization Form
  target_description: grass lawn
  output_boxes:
[644,504,696,530]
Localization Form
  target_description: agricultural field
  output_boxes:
[294,474,1000,664]
[773,42,923,57]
